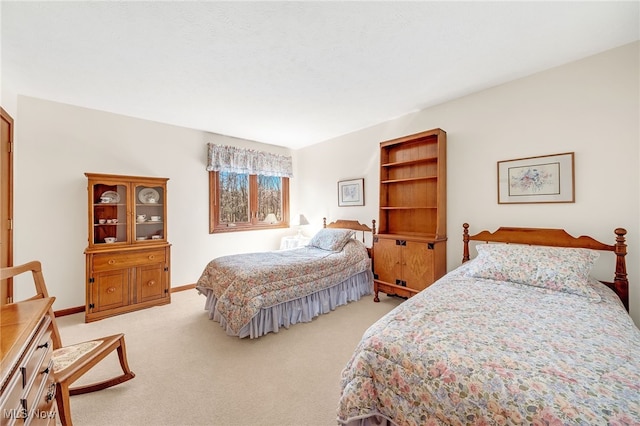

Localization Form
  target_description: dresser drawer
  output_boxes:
[32,364,57,425]
[23,360,56,426]
[1,313,54,426]
[93,249,166,272]
[0,369,24,424]
[21,339,52,398]
[21,318,52,393]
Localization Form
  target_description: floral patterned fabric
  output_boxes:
[308,228,356,252]
[196,239,371,335]
[202,270,372,338]
[52,340,103,372]
[466,244,601,302]
[206,143,293,177]
[338,261,640,425]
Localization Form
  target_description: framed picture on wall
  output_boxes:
[497,152,575,204]
[338,178,364,207]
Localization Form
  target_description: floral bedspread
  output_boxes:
[196,239,371,335]
[338,262,640,425]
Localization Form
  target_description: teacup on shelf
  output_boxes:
[104,237,116,243]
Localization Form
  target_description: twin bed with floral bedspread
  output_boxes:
[338,224,639,425]
[196,219,375,339]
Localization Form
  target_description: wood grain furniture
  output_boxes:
[324,217,376,257]
[84,173,171,322]
[196,218,375,338]
[324,218,375,240]
[1,107,14,306]
[1,261,135,426]
[462,223,630,311]
[339,225,637,425]
[1,297,57,425]
[373,128,447,301]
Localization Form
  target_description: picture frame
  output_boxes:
[338,178,364,207]
[497,152,575,204]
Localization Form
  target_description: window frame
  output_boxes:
[209,171,290,233]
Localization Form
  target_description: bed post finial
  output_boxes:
[372,219,376,235]
[323,217,327,228]
[462,223,470,263]
[613,227,629,311]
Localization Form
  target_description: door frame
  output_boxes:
[1,106,14,304]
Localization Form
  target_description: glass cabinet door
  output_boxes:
[92,183,127,245]
[134,184,165,242]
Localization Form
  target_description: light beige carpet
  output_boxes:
[55,289,402,426]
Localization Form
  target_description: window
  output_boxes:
[209,171,290,233]
[206,143,293,233]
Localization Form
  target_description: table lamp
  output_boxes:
[296,214,309,236]
[264,213,278,224]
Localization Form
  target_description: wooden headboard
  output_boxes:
[461,223,629,312]
[323,218,376,240]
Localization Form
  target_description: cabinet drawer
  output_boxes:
[93,249,166,272]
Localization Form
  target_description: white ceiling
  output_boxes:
[2,1,639,149]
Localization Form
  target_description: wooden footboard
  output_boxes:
[462,223,629,311]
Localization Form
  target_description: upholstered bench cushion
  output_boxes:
[52,340,103,372]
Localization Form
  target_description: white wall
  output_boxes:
[296,42,640,326]
[12,98,297,309]
[6,42,639,327]
[1,69,19,118]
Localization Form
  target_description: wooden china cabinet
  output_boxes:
[84,173,171,322]
[373,128,447,302]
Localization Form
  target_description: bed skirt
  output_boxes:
[200,269,373,339]
[339,415,395,426]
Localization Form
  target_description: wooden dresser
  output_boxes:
[0,298,58,425]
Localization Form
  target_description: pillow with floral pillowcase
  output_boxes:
[465,243,602,302]
[308,228,355,252]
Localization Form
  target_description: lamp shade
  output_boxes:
[264,213,278,224]
[297,214,309,226]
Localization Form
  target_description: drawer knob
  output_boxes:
[148,255,155,260]
[107,287,116,293]
[108,259,116,265]
[148,280,156,287]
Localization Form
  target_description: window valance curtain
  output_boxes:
[206,144,293,177]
